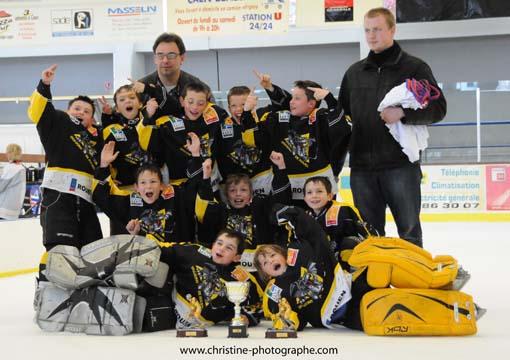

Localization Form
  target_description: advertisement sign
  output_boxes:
[486,165,510,210]
[168,0,289,35]
[0,0,162,46]
[324,0,354,22]
[420,165,485,213]
[337,164,510,221]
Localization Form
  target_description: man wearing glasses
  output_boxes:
[138,32,212,119]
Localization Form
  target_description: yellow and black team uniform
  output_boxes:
[91,164,198,244]
[101,112,152,235]
[264,206,479,335]
[263,94,351,202]
[194,165,292,288]
[263,206,357,331]
[194,165,291,247]
[138,104,226,187]
[308,200,376,270]
[157,243,262,328]
[101,112,151,187]
[216,85,291,195]
[28,80,103,250]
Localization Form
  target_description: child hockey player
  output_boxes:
[254,205,482,335]
[303,176,376,269]
[28,64,103,250]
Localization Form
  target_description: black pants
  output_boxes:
[40,188,103,250]
[351,163,423,247]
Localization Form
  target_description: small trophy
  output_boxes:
[225,281,250,338]
[265,298,297,338]
[176,295,208,337]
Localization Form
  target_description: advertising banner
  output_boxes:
[420,165,484,213]
[324,0,354,22]
[0,0,163,46]
[168,0,288,35]
[337,164,510,221]
[486,164,510,210]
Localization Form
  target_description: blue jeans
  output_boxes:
[350,164,423,247]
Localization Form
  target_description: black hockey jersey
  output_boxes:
[28,80,103,203]
[159,242,262,327]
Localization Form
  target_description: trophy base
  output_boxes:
[176,328,208,337]
[228,324,248,338]
[265,328,297,338]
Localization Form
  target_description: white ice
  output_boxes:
[1,218,509,360]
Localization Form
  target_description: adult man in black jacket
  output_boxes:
[338,7,446,247]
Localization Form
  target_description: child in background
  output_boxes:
[0,143,26,220]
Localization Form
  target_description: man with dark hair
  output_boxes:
[338,7,447,247]
[138,32,212,119]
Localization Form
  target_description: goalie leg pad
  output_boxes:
[36,284,143,335]
[45,245,85,289]
[349,237,458,289]
[81,235,162,289]
[360,288,477,336]
[44,235,162,290]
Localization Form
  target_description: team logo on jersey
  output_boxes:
[110,127,127,142]
[227,214,253,246]
[196,263,226,305]
[130,193,143,207]
[266,283,282,303]
[69,178,77,191]
[198,246,212,258]
[199,134,212,158]
[87,126,98,137]
[231,266,249,282]
[281,130,316,167]
[228,140,261,173]
[221,123,234,138]
[169,116,185,132]
[139,209,173,240]
[326,205,340,227]
[69,130,99,168]
[161,185,175,200]
[287,248,299,266]
[308,109,318,125]
[290,263,324,308]
[278,111,290,123]
[203,106,219,125]
[124,145,149,166]
[69,115,81,125]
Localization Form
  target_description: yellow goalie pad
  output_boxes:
[361,288,477,336]
[348,237,458,289]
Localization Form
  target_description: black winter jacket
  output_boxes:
[339,41,446,170]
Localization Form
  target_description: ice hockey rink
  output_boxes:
[0,216,508,360]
